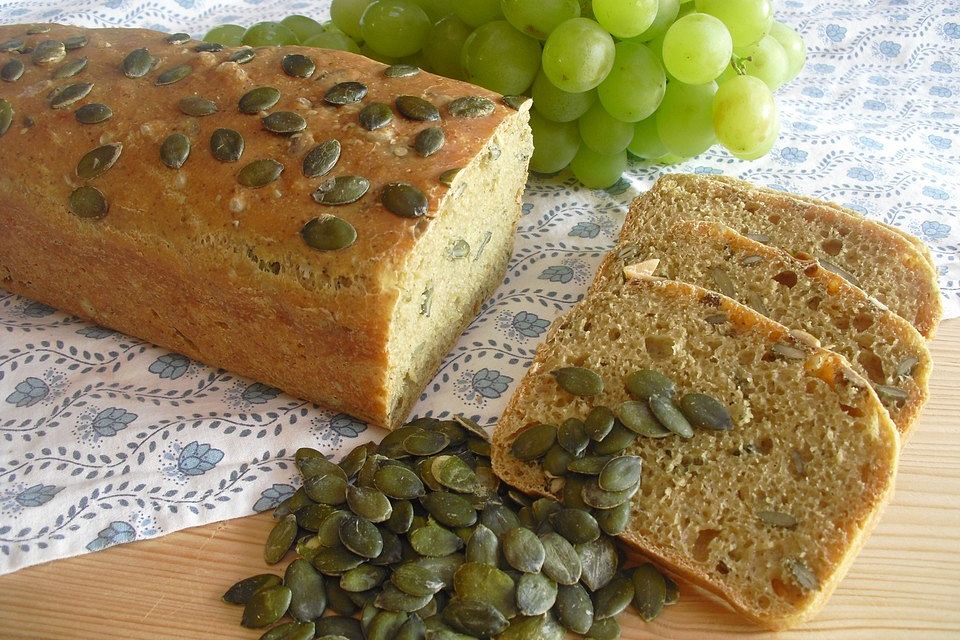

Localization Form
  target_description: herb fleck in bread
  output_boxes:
[491,278,900,630]
[623,174,941,338]
[593,220,931,438]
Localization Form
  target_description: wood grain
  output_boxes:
[0,321,957,639]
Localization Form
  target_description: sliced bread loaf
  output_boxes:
[592,220,931,437]
[491,278,900,630]
[622,174,941,338]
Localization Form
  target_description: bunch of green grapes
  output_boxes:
[203,0,807,189]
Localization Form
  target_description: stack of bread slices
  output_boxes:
[492,174,940,629]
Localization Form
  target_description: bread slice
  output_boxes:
[592,220,931,438]
[491,278,900,630]
[622,174,942,338]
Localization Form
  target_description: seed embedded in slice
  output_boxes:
[64,35,87,50]
[551,367,604,396]
[818,258,861,288]
[262,111,307,135]
[649,394,694,438]
[301,215,357,252]
[439,168,461,186]
[626,369,676,400]
[165,32,191,44]
[510,423,556,461]
[238,158,284,188]
[53,57,88,79]
[155,64,192,85]
[49,82,94,109]
[896,356,919,378]
[358,102,394,131]
[448,96,495,118]
[325,81,368,105]
[76,142,122,179]
[502,95,529,110]
[875,384,909,403]
[239,86,281,114]
[758,510,799,529]
[414,126,445,157]
[69,185,108,220]
[302,140,341,178]
[194,42,224,53]
[380,183,429,218]
[384,64,420,78]
[229,48,256,64]
[210,128,244,163]
[1,59,24,82]
[121,47,155,78]
[632,563,666,622]
[160,132,191,169]
[771,342,807,360]
[678,393,733,431]
[32,40,66,65]
[178,95,218,117]
[0,38,24,53]
[281,53,316,78]
[313,175,371,206]
[396,95,440,121]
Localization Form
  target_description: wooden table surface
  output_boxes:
[0,320,957,639]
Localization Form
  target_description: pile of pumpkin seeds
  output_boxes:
[223,414,677,639]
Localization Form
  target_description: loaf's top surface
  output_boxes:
[0,24,524,287]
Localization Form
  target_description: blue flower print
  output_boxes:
[824,24,846,42]
[605,177,631,196]
[791,122,816,132]
[859,136,883,150]
[802,86,823,98]
[15,484,62,507]
[569,222,601,239]
[540,265,574,284]
[847,167,875,181]
[944,23,960,39]
[521,203,534,216]
[512,311,550,339]
[693,166,723,174]
[868,75,890,86]
[22,301,55,318]
[91,407,138,437]
[811,63,834,74]
[780,147,807,163]
[241,383,281,405]
[931,61,952,73]
[921,221,951,240]
[5,377,49,408]
[76,325,116,339]
[928,135,952,150]
[878,40,901,57]
[149,353,190,379]
[922,186,949,200]
[177,441,224,476]
[86,521,136,552]
[930,86,952,98]
[253,484,296,512]
[472,369,513,399]
[329,414,367,438]
[863,99,887,111]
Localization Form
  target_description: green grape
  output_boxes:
[361,0,432,58]
[280,15,326,42]
[694,0,772,48]
[628,115,668,160]
[578,0,594,18]
[598,41,665,122]
[656,80,717,157]
[712,74,779,159]
[360,42,400,64]
[542,18,616,93]
[633,0,679,42]
[410,0,454,21]
[203,24,245,46]
[661,13,732,84]
[462,21,542,95]
[529,110,581,174]
[242,22,299,46]
[579,103,634,154]
[331,0,374,40]
[592,0,658,39]
[303,32,362,53]
[569,145,627,189]
[769,21,806,82]
[716,62,737,83]
[454,0,504,27]
[501,0,581,41]
[423,15,472,79]
[531,70,595,122]
[737,35,789,90]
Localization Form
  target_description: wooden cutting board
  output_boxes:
[0,321,957,639]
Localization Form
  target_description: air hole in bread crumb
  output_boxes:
[768,213,782,224]
[716,561,730,575]
[857,350,885,383]
[608,328,621,341]
[645,336,674,359]
[771,577,802,602]
[758,437,774,454]
[860,461,873,483]
[803,263,820,277]
[805,380,820,395]
[822,238,843,256]
[852,312,874,332]
[807,296,822,311]
[757,595,771,610]
[692,529,721,562]
[840,404,864,418]
[773,271,798,288]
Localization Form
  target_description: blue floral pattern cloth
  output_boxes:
[0,0,957,574]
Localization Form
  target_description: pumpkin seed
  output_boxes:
[540,532,581,585]
[240,86,281,114]
[577,537,618,592]
[592,423,638,456]
[759,510,798,529]
[339,443,371,479]
[552,508,600,545]
[312,546,365,575]
[194,43,223,52]
[896,356,919,378]
[27,24,52,34]
[374,464,425,500]
[381,183,429,218]
[300,215,357,251]
[295,535,323,563]
[632,563,665,622]
[53,57,88,79]
[625,369,675,400]
[788,558,819,590]
[584,406,615,441]
[0,38,25,53]
[453,562,516,617]
[595,501,630,537]
[326,579,361,615]
[465,524,499,565]
[76,142,122,179]
[63,35,87,50]
[210,128,244,162]
[297,448,346,479]
[165,32,191,44]
[677,393,733,431]
[502,95,529,110]
[304,473,348,505]
[649,395,694,438]
[664,575,679,605]
[415,554,464,588]
[510,423,556,461]
[230,48,256,64]
[178,95,217,117]
[566,455,612,476]
[442,597,509,637]
[421,491,477,528]
[275,487,312,520]
[875,384,909,402]
[159,133,190,170]
[295,503,336,531]
[325,81,368,105]
[121,47,155,78]
[556,583,594,634]
[1,59,24,82]
[49,82,94,109]
[448,96,495,118]
[259,621,315,640]
[314,617,362,640]
[414,126,445,157]
[740,254,763,266]
[818,258,862,288]
[561,475,590,511]
[772,342,806,360]
[371,529,404,566]
[581,478,638,510]
[552,366,604,396]
[223,573,282,604]
[281,53,315,78]
[300,140,341,179]
[404,430,450,457]
[392,561,445,597]
[431,455,477,493]
[592,575,633,620]
[339,515,384,559]
[367,610,408,640]
[263,514,298,565]
[396,613,425,640]
[155,64,192,85]
[385,499,414,534]
[439,168,461,186]
[396,95,440,121]
[356,101,393,131]
[242,585,292,629]
[71,102,109,127]
[598,456,642,493]
[263,111,307,135]
[543,444,574,477]
[513,572,557,617]
[238,158,285,188]
[502,527,545,573]
[32,40,66,65]
[708,267,736,299]
[313,175,370,205]
[409,521,463,557]
[385,64,420,78]
[557,418,589,456]
[285,558,327,621]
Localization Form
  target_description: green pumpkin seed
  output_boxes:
[896,356,919,378]
[53,57,88,79]
[625,369,676,400]
[876,384,909,402]
[396,613,425,640]
[295,535,323,563]
[263,111,307,135]
[421,491,477,528]
[437,420,468,447]
[297,448,344,477]
[387,499,415,534]
[555,583,594,634]
[592,423,638,456]
[381,182,429,218]
[259,621,316,640]
[313,175,370,205]
[595,501,630,537]
[374,464,425,500]
[359,102,393,131]
[285,558,327,621]
[165,32,191,44]
[562,475,590,511]
[315,511,353,546]
[275,487,312,519]
[403,430,450,457]
[515,572,557,616]
[301,215,357,251]
[68,185,108,220]
[531,498,562,526]
[453,562,517,616]
[326,579,361,615]
[1,59,24,82]
[358,454,388,488]
[32,40,66,65]
[240,86,281,114]
[264,514,297,565]
[315,616,363,640]
[499,614,564,640]
[552,366,604,396]
[788,559,819,590]
[295,503,336,531]
[49,82,94,109]
[76,142,122,179]
[649,395,694,438]
[592,575,634,620]
[582,478,638,510]
[210,128,244,162]
[340,563,389,593]
[0,38,24,53]
[510,423,556,461]
[325,81,368,105]
[439,168,461,186]
[771,342,807,360]
[396,95,440,122]
[556,418,589,456]
[27,24,52,34]
[223,573,282,604]
[502,95,529,110]
[409,521,463,557]
[585,617,620,640]
[708,267,736,299]
[304,474,348,505]
[576,537,618,591]
[392,561,445,597]
[632,563,665,622]
[160,133,190,170]
[584,406,615,441]
[616,400,669,438]
[448,96,495,118]
[339,443,370,479]
[543,444,574,477]
[367,610,408,640]
[230,48,256,64]
[664,575,679,605]
[540,532,581,585]
[759,510,798,529]
[442,597,509,637]
[465,524,499,565]
[552,508,600,545]
[501,527,545,573]
[281,53,315,78]
[371,529,404,566]
[599,456,642,492]
[566,455,613,476]
[431,455,477,493]
[415,554,464,589]
[414,126,444,157]
[313,546,365,575]
[242,585,292,629]
[121,47,155,78]
[155,64,192,85]
[385,64,420,78]
[238,158,284,188]
[64,35,87,50]
[818,258,861,288]
[178,95,218,117]
[678,393,733,431]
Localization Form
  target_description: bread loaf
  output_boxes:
[593,220,931,437]
[0,24,533,428]
[491,278,900,630]
[622,174,941,338]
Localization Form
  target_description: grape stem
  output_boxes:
[730,55,749,76]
